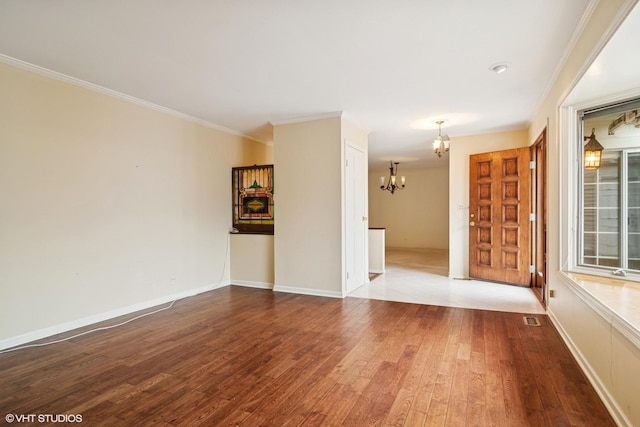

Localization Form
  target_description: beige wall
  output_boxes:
[527,0,640,425]
[230,234,274,287]
[369,165,449,250]
[272,114,368,297]
[448,129,529,278]
[273,116,344,295]
[0,61,272,345]
[341,116,369,154]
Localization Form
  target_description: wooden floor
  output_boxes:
[0,286,614,426]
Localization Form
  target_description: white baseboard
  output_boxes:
[548,308,631,427]
[369,269,385,274]
[272,285,343,299]
[232,280,273,290]
[0,280,230,351]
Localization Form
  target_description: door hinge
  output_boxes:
[529,161,536,170]
[529,213,536,221]
[529,265,536,274]
[345,159,349,167]
[347,272,350,279]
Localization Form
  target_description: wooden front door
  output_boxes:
[469,147,531,286]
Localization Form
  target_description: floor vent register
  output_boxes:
[523,316,541,326]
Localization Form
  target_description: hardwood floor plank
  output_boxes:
[482,312,508,427]
[238,350,337,425]
[403,408,428,427]
[382,387,415,427]
[314,383,360,426]
[0,286,615,426]
[407,307,454,416]
[466,350,487,426]
[263,346,352,424]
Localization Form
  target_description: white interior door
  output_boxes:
[345,143,367,294]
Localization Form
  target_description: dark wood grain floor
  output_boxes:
[0,286,614,426]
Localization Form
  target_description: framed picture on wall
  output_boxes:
[231,164,274,234]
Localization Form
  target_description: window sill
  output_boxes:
[561,271,640,348]
[229,231,274,236]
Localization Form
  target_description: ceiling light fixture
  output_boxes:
[492,64,508,73]
[380,161,405,194]
[489,62,509,74]
[584,128,604,170]
[432,120,450,158]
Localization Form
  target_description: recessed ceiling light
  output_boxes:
[490,63,509,74]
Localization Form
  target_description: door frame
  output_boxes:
[344,141,367,295]
[530,129,547,305]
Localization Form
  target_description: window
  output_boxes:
[579,99,640,274]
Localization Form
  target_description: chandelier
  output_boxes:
[379,161,405,194]
[432,120,450,157]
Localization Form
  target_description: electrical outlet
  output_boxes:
[549,289,556,298]
[170,276,177,281]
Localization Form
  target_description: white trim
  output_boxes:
[232,280,273,290]
[555,77,640,427]
[569,86,640,113]
[548,306,633,427]
[528,117,549,147]
[0,54,267,145]
[341,112,371,135]
[556,0,640,107]
[559,273,640,348]
[559,103,579,273]
[269,111,343,126]
[531,0,600,118]
[571,264,640,284]
[343,140,368,297]
[561,88,640,276]
[272,285,344,299]
[0,280,230,351]
[559,89,640,357]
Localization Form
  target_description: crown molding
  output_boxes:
[538,0,638,114]
[531,0,601,116]
[0,54,267,145]
[269,111,343,126]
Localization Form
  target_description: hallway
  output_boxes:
[349,247,545,314]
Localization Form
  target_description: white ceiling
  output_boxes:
[0,0,595,169]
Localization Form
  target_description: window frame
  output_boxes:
[561,91,640,283]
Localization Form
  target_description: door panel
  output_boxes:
[469,147,531,286]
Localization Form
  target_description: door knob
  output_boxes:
[469,221,475,227]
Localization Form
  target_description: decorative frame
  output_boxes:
[232,164,274,234]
